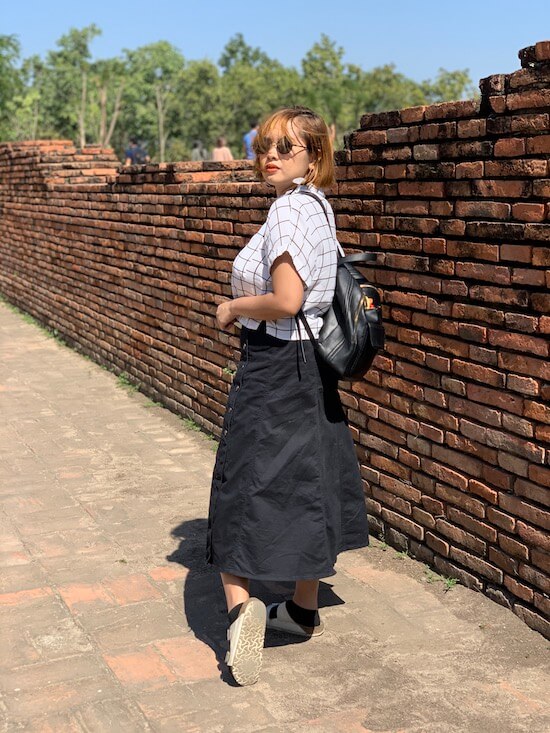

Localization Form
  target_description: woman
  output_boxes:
[206,106,370,686]
[211,136,233,162]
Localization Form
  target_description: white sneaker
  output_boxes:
[225,597,266,686]
[266,601,325,637]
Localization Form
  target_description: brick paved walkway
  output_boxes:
[1,301,549,733]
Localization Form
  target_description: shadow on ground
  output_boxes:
[167,517,345,685]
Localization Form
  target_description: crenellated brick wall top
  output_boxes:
[0,41,549,638]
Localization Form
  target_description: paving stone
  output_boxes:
[73,698,152,731]
[2,674,122,724]
[0,563,49,593]
[2,594,92,665]
[76,600,187,650]
[1,302,549,733]
[10,709,85,732]
[154,635,220,681]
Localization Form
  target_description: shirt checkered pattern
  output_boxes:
[231,184,338,340]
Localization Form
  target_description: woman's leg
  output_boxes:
[221,572,250,612]
[293,579,320,610]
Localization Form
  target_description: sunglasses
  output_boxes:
[253,135,308,156]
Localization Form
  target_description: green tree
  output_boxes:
[39,25,101,145]
[88,58,126,147]
[169,59,222,160]
[302,35,346,131]
[0,25,477,157]
[0,35,23,139]
[123,41,185,162]
[218,34,302,155]
[420,68,477,103]
[219,33,271,73]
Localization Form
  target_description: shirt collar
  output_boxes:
[286,179,326,199]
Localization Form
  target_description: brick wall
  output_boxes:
[0,41,548,637]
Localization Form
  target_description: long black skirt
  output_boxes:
[206,322,369,581]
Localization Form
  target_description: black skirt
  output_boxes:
[206,322,369,581]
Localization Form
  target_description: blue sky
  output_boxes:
[3,0,548,86]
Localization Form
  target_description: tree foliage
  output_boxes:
[1,28,476,160]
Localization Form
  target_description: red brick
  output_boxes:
[102,574,162,605]
[472,179,532,198]
[531,549,550,574]
[511,113,550,134]
[487,506,516,532]
[380,508,424,540]
[482,464,513,492]
[0,587,53,606]
[504,575,534,603]
[148,565,188,582]
[485,159,548,177]
[488,547,517,575]
[498,533,529,561]
[450,547,503,583]
[456,161,484,178]
[499,495,549,531]
[507,89,550,111]
[494,138,526,157]
[397,181,445,198]
[498,352,549,380]
[500,244,532,262]
[506,374,539,396]
[426,531,450,556]
[514,478,550,508]
[455,200,511,219]
[154,636,219,681]
[451,360,505,388]
[435,519,486,554]
[528,464,550,486]
[457,119,486,138]
[518,563,550,594]
[104,647,176,686]
[58,583,114,610]
[456,262,511,284]
[512,203,546,222]
[447,507,497,542]
[534,592,550,616]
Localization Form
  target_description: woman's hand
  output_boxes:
[216,299,236,330]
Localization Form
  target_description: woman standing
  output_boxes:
[206,106,370,686]
[211,136,234,162]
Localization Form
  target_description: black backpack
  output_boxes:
[295,191,384,380]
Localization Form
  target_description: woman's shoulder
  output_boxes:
[268,186,327,218]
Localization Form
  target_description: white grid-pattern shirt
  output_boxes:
[231,184,338,340]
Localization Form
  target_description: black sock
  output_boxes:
[285,600,320,627]
[227,602,244,625]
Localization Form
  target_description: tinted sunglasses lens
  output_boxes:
[276,137,294,154]
[254,137,269,154]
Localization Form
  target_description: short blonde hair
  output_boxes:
[252,106,335,188]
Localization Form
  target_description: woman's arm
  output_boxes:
[216,253,304,329]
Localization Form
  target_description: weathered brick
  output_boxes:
[2,70,550,635]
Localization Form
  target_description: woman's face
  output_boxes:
[257,120,315,196]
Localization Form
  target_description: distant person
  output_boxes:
[191,140,209,161]
[124,138,149,165]
[212,136,234,162]
[242,120,258,160]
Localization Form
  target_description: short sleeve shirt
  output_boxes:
[231,184,338,340]
[243,129,257,159]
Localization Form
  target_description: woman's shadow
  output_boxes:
[167,518,345,686]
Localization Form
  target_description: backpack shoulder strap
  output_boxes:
[342,251,378,264]
[294,189,378,263]
[292,188,346,257]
